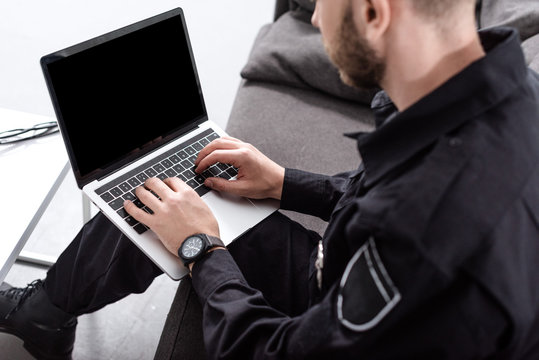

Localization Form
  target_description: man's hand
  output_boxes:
[124,177,219,256]
[195,136,285,200]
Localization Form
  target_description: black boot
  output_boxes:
[0,279,77,360]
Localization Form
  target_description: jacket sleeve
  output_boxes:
[279,168,352,221]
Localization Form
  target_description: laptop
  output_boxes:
[40,8,278,280]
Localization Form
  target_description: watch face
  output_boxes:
[181,236,204,259]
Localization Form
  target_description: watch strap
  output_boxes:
[204,234,225,248]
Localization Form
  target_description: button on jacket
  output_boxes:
[191,27,539,359]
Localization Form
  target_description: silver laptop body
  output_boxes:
[41,8,277,280]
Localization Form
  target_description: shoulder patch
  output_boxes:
[337,237,401,332]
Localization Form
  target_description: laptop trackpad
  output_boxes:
[203,191,271,246]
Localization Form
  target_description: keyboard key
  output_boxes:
[173,164,184,173]
[216,163,229,171]
[209,166,221,176]
[145,168,157,177]
[219,172,232,180]
[161,159,173,168]
[199,138,210,146]
[119,182,132,192]
[133,223,148,234]
[136,173,149,183]
[182,169,196,179]
[165,169,177,177]
[207,133,220,142]
[157,173,167,181]
[116,208,128,218]
[125,216,138,226]
[202,170,213,179]
[127,178,141,187]
[177,150,188,159]
[188,156,197,164]
[194,175,205,184]
[153,164,166,173]
[110,187,123,198]
[169,155,180,164]
[109,198,125,211]
[192,142,203,151]
[177,174,187,182]
[186,180,198,189]
[180,159,193,169]
[133,199,144,208]
[100,192,114,203]
[195,185,210,197]
[123,192,136,201]
[185,146,196,156]
[226,168,238,177]
[180,160,192,169]
[143,206,154,215]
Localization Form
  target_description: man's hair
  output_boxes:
[409,0,476,19]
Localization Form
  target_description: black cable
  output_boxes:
[0,121,59,145]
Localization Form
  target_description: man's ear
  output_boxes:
[354,0,391,44]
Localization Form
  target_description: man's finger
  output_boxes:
[204,177,245,196]
[220,136,242,143]
[124,200,152,226]
[195,138,242,167]
[135,184,163,210]
[144,177,173,200]
[195,149,244,174]
[163,176,189,192]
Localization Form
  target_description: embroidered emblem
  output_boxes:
[337,237,401,332]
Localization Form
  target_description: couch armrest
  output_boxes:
[154,279,207,360]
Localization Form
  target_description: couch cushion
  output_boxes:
[226,80,373,234]
[480,0,539,41]
[522,34,539,72]
[241,10,377,105]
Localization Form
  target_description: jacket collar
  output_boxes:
[351,27,528,188]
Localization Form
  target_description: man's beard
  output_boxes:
[325,7,386,89]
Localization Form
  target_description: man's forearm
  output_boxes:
[280,168,351,221]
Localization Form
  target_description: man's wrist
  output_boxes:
[271,166,285,200]
[188,246,227,273]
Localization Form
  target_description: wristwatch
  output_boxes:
[178,234,225,267]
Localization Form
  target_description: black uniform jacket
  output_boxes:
[192,27,539,359]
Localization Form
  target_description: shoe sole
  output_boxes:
[0,324,73,360]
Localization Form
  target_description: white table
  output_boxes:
[0,107,69,283]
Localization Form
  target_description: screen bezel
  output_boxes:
[40,8,208,189]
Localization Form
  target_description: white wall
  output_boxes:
[0,0,275,128]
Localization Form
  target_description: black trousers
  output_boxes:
[44,211,321,318]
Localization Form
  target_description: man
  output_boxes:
[1,0,538,358]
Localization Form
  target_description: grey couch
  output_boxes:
[154,0,539,358]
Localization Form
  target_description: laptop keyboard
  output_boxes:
[94,128,238,234]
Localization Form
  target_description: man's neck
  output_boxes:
[381,21,485,111]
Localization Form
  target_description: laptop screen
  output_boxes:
[42,9,207,186]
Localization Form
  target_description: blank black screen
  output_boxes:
[46,13,206,179]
